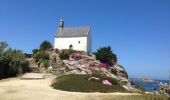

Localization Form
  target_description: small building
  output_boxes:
[54,19,92,53]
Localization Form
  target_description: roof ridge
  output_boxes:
[63,26,90,29]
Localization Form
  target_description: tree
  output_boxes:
[0,41,8,53]
[39,40,53,51]
[32,48,39,55]
[0,42,29,79]
[94,46,117,66]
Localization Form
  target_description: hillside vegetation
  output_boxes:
[52,74,127,93]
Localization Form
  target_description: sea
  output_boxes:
[130,78,169,91]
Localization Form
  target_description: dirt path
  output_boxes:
[0,73,140,100]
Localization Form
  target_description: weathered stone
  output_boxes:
[94,60,100,64]
[47,66,53,72]
[106,72,118,79]
[39,63,44,68]
[89,67,99,72]
[80,71,87,75]
[100,68,108,73]
[63,60,69,64]
[83,69,92,74]
[68,61,77,66]
[65,64,76,70]
[113,64,124,71]
[70,70,80,74]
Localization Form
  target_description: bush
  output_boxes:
[24,53,32,58]
[59,49,76,60]
[0,48,30,78]
[55,48,59,53]
[40,59,49,69]
[33,51,49,62]
[0,41,8,52]
[32,48,39,55]
[94,46,117,66]
[39,40,53,51]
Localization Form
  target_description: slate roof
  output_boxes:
[55,26,90,37]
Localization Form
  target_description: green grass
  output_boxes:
[51,74,127,93]
[51,74,168,99]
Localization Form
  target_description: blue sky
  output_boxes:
[0,0,170,80]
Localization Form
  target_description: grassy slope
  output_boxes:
[51,74,168,99]
[52,74,126,93]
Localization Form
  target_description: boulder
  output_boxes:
[47,66,53,72]
[80,71,87,75]
[70,70,81,74]
[65,64,77,70]
[68,61,77,66]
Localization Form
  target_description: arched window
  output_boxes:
[69,44,73,50]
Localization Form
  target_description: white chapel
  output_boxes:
[54,19,92,53]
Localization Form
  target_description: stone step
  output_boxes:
[52,70,64,75]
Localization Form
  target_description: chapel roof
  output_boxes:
[55,26,90,37]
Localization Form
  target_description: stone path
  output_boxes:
[0,73,140,100]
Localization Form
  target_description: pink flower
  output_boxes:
[55,48,59,53]
[69,55,74,61]
[88,77,99,81]
[99,63,107,68]
[102,80,112,86]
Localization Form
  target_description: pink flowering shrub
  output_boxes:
[99,63,107,68]
[69,55,75,61]
[74,53,82,60]
[55,48,59,53]
[69,53,82,61]
[102,80,112,86]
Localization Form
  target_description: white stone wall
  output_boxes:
[54,37,90,52]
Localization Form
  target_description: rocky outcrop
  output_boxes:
[27,50,136,92]
[51,53,129,82]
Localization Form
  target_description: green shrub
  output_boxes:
[94,46,117,66]
[33,51,49,62]
[39,40,53,51]
[59,49,76,60]
[0,48,30,78]
[32,48,39,55]
[40,59,49,69]
[0,41,8,52]
[24,53,32,58]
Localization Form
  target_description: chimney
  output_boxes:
[59,19,64,30]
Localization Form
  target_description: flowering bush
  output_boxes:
[55,48,59,53]
[68,53,82,61]
[102,80,112,86]
[99,63,107,68]
[69,55,74,61]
